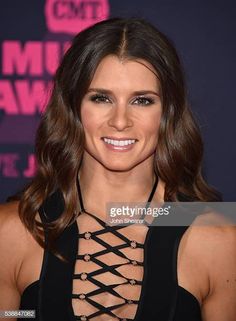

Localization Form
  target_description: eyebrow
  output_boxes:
[87,88,160,97]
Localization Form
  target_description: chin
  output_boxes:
[102,163,135,172]
[86,151,149,172]
[97,158,137,172]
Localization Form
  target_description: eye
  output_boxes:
[89,94,111,104]
[132,96,155,106]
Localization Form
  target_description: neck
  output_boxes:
[78,153,165,217]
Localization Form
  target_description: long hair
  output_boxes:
[16,17,221,260]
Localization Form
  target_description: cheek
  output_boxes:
[142,113,161,141]
[81,108,100,133]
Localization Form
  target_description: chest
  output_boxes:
[71,212,149,320]
[19,214,205,321]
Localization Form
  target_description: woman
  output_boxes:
[0,17,235,321]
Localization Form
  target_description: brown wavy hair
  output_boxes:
[16,17,221,260]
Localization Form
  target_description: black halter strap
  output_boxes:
[77,172,159,214]
[74,173,159,320]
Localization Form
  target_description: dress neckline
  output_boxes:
[77,172,159,217]
[71,173,159,320]
[19,184,202,321]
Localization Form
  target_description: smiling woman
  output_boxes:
[80,55,162,172]
[0,17,235,321]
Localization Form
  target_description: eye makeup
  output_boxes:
[132,96,155,106]
[89,93,111,103]
[88,93,157,107]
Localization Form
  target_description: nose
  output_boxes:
[107,103,133,131]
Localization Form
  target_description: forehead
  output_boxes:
[89,55,160,90]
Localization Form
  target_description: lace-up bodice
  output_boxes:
[71,175,158,320]
[19,175,202,321]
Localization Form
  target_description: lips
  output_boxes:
[102,137,136,146]
[101,136,137,151]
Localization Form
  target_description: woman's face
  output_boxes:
[80,54,162,172]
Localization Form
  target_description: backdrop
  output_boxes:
[0,0,235,202]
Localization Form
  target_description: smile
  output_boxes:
[101,137,137,152]
[102,138,136,146]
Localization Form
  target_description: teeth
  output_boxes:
[103,138,136,146]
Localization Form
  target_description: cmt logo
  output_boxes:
[45,0,110,34]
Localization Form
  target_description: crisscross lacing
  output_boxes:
[72,174,158,321]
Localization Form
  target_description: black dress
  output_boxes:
[19,175,202,321]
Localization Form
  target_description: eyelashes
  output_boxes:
[133,96,155,106]
[89,94,110,104]
[88,93,156,106]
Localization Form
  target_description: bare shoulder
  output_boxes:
[0,200,45,312]
[190,211,236,262]
[0,201,25,230]
[0,200,27,245]
[0,202,43,310]
[0,201,29,283]
[0,201,36,309]
[182,211,236,321]
[185,211,236,278]
[0,201,32,252]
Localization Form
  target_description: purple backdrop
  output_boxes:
[0,0,235,201]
